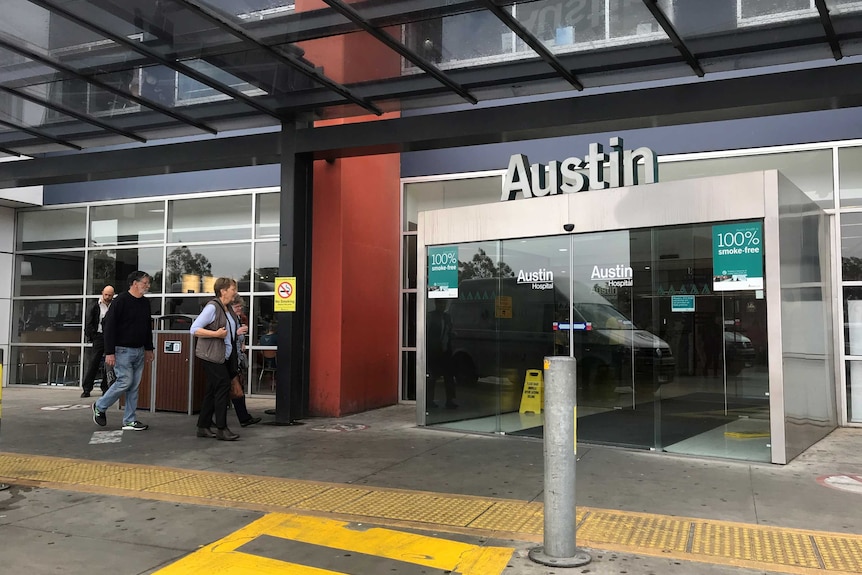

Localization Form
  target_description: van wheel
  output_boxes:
[453,355,478,387]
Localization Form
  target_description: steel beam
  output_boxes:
[642,0,704,77]
[0,118,81,150]
[815,0,844,60]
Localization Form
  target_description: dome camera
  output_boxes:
[563,223,575,232]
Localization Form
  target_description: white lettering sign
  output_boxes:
[502,137,658,201]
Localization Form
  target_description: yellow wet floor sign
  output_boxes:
[519,369,543,414]
[154,512,513,575]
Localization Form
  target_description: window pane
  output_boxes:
[90,202,164,246]
[839,147,862,207]
[661,150,833,208]
[13,299,84,344]
[403,235,417,289]
[165,244,251,294]
[16,253,84,296]
[403,176,503,231]
[251,295,276,347]
[168,196,252,242]
[88,248,164,295]
[10,344,82,386]
[845,287,862,355]
[165,295,211,317]
[402,292,416,347]
[256,193,279,238]
[251,241,278,293]
[16,208,87,250]
[402,350,416,401]
[842,214,862,280]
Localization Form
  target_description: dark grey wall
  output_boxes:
[401,107,862,178]
[43,164,279,205]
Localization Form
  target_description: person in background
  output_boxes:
[426,298,457,410]
[81,285,114,398]
[229,297,261,427]
[92,272,152,431]
[192,277,242,441]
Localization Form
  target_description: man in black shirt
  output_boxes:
[81,285,114,398]
[92,271,154,431]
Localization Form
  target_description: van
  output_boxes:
[443,277,675,388]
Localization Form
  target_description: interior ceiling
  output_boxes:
[0,0,859,168]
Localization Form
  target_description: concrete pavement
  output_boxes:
[0,385,861,574]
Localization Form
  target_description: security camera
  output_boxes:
[563,223,575,232]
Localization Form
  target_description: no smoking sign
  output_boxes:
[274,276,297,312]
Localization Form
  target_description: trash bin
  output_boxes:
[149,315,207,414]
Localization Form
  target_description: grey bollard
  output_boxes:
[528,356,591,568]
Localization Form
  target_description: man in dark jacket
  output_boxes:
[81,285,114,398]
[92,272,154,431]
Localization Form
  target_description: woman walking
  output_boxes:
[191,277,244,441]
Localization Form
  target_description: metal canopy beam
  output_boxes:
[3,60,862,188]
[321,0,478,104]
[0,85,147,144]
[28,0,282,121]
[642,0,704,77]
[0,37,218,136]
[0,146,21,157]
[815,0,844,60]
[0,118,81,150]
[477,0,582,90]
[174,0,384,116]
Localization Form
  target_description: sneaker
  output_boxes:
[122,421,148,431]
[92,404,106,427]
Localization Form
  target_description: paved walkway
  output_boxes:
[2,386,862,574]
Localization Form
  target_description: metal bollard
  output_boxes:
[528,356,591,568]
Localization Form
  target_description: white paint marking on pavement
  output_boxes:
[42,404,91,411]
[818,474,862,494]
[89,430,123,445]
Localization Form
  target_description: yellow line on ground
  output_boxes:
[152,512,512,575]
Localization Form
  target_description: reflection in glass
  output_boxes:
[255,193,280,238]
[251,241,278,292]
[165,244,251,293]
[841,213,862,279]
[839,147,862,207]
[169,196,252,242]
[12,299,84,343]
[15,253,84,296]
[403,235,417,289]
[165,296,212,317]
[10,345,83,386]
[402,350,417,401]
[17,208,87,250]
[252,294,275,346]
[90,202,164,245]
[88,248,164,295]
[844,287,862,356]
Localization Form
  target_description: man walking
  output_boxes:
[81,285,114,398]
[92,271,153,431]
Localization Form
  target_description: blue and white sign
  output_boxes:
[671,295,695,313]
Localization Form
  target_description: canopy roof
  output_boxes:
[0,0,859,157]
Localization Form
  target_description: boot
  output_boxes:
[216,427,240,441]
[196,427,216,438]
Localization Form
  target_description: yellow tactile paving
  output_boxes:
[293,486,371,511]
[470,501,544,532]
[211,478,327,506]
[334,490,492,526]
[581,511,690,552]
[7,451,862,574]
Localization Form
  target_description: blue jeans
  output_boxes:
[95,346,144,425]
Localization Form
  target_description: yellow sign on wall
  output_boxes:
[274,276,297,312]
[495,295,512,319]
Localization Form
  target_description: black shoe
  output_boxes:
[196,427,216,438]
[80,391,90,398]
[92,404,106,427]
[216,428,239,441]
[240,417,261,428]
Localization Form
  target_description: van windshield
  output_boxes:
[573,303,635,330]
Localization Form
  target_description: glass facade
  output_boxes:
[401,142,862,432]
[9,190,280,396]
[423,225,770,461]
